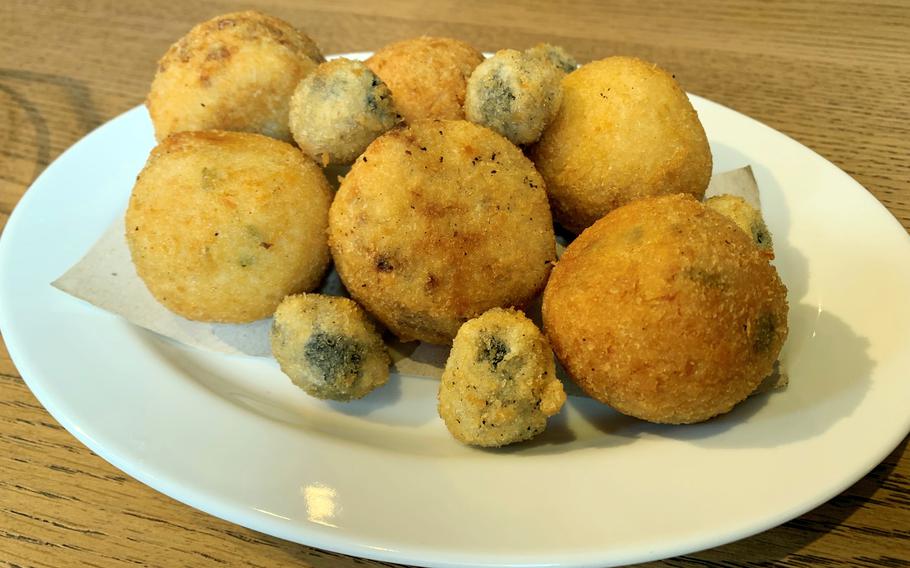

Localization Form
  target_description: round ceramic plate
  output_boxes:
[2,52,910,568]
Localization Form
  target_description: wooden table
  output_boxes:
[2,1,908,566]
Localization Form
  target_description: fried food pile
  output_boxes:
[127,10,789,447]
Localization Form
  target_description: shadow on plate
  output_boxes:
[562,303,873,450]
[326,372,404,418]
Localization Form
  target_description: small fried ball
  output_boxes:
[271,294,390,401]
[465,49,564,145]
[533,56,713,233]
[147,11,324,142]
[289,58,401,165]
[705,195,774,258]
[329,119,557,345]
[126,131,332,323]
[366,36,484,122]
[438,308,566,447]
[526,43,578,73]
[542,194,788,424]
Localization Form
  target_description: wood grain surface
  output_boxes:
[1,1,908,567]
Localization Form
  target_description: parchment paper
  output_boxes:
[52,166,779,386]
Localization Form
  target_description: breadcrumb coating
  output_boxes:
[532,56,712,233]
[542,194,788,424]
[366,36,483,122]
[147,11,323,142]
[271,294,390,401]
[329,119,556,344]
[126,131,332,323]
[438,308,566,447]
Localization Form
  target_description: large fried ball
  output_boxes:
[438,308,566,447]
[465,48,564,145]
[289,58,401,165]
[147,11,324,142]
[126,131,332,323]
[542,194,788,424]
[271,294,390,401]
[365,36,484,122]
[532,56,713,233]
[329,120,557,345]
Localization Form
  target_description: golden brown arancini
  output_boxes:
[438,308,565,447]
[271,294,390,401]
[147,11,323,142]
[542,193,788,424]
[329,119,557,345]
[532,56,713,233]
[126,131,332,323]
[365,37,484,122]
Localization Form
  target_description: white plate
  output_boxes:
[2,52,910,568]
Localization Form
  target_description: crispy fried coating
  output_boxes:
[365,36,484,122]
[705,194,774,258]
[532,56,713,233]
[526,43,578,73]
[126,131,332,323]
[271,294,390,401]
[329,120,557,345]
[438,308,566,447]
[147,11,323,142]
[464,48,564,145]
[542,194,788,424]
[289,58,401,165]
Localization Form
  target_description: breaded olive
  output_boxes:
[147,11,323,142]
[438,308,566,447]
[329,119,556,345]
[533,56,713,233]
[366,36,483,122]
[271,294,390,401]
[289,58,401,165]
[464,48,564,145]
[705,194,774,258]
[125,131,332,323]
[526,43,578,73]
[542,194,788,424]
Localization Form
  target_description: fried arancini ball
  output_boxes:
[126,131,332,323]
[464,48,564,145]
[438,308,566,447]
[705,194,774,258]
[532,56,713,233]
[271,294,390,401]
[329,119,557,345]
[147,11,324,142]
[542,194,788,424]
[365,36,484,122]
[289,58,401,165]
